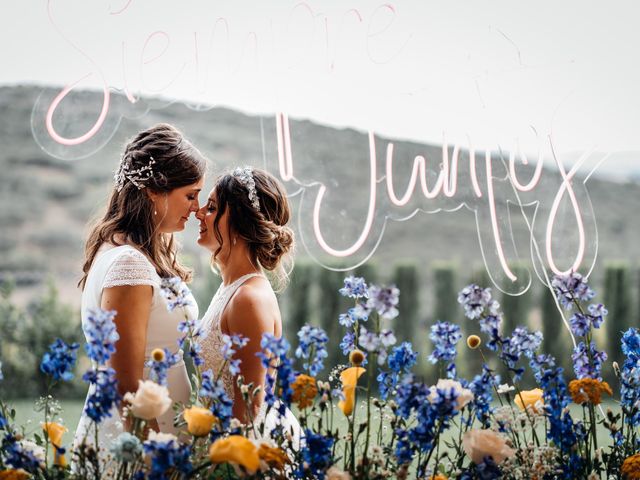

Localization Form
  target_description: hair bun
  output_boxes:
[274,225,294,253]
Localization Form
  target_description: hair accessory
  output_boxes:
[231,166,260,212]
[114,155,157,192]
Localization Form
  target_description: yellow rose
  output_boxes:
[338,367,366,416]
[183,407,216,437]
[462,429,515,465]
[209,435,260,474]
[514,388,544,413]
[124,380,172,420]
[42,422,67,448]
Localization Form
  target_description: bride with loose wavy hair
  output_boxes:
[79,123,206,289]
[73,123,207,461]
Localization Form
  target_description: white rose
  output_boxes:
[429,379,474,410]
[326,466,352,480]
[146,430,178,443]
[462,429,515,464]
[20,440,45,465]
[124,380,172,420]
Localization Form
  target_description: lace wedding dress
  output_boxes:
[198,273,301,447]
[72,245,198,457]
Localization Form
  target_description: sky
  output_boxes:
[3,0,640,177]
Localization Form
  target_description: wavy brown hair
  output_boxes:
[211,168,294,291]
[79,124,206,289]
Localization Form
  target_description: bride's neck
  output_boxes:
[218,246,261,285]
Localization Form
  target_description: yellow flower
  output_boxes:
[151,348,165,362]
[348,349,365,366]
[338,366,366,416]
[291,374,318,409]
[429,475,448,480]
[622,453,640,479]
[0,470,30,480]
[568,378,612,405]
[183,406,216,437]
[466,335,481,349]
[258,443,289,470]
[209,435,260,474]
[514,388,544,414]
[42,422,67,448]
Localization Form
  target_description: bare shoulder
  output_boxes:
[224,277,279,337]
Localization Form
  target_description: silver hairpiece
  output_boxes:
[232,166,260,212]
[114,155,156,192]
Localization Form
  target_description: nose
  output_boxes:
[190,199,200,213]
[195,206,205,221]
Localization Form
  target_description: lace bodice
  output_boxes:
[198,273,264,399]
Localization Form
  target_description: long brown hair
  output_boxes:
[79,124,206,289]
[211,168,294,291]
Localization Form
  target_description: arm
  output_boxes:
[223,285,277,423]
[101,284,159,431]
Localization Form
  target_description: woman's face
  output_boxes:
[152,178,204,233]
[196,188,231,255]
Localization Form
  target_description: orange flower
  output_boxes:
[209,435,260,474]
[42,422,67,467]
[622,453,640,479]
[291,374,318,409]
[338,366,366,416]
[258,443,290,469]
[568,378,612,405]
[0,470,30,480]
[183,406,217,437]
[514,388,544,414]
[429,475,448,480]
[42,422,67,448]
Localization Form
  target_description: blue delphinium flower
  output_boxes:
[338,302,370,327]
[298,429,334,478]
[358,326,396,365]
[199,370,233,429]
[457,284,499,320]
[110,432,142,462]
[160,276,193,311]
[428,321,461,378]
[143,433,192,479]
[587,303,607,329]
[339,275,369,299]
[83,308,119,364]
[379,342,418,399]
[366,284,400,320]
[221,334,249,376]
[146,348,181,386]
[572,341,607,380]
[569,312,590,337]
[295,325,329,376]
[340,331,356,355]
[176,318,206,367]
[258,334,296,416]
[40,339,79,381]
[469,365,498,427]
[551,272,595,309]
[620,328,640,426]
[82,367,121,423]
[3,436,44,473]
[529,353,584,462]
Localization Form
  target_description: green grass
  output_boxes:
[8,398,84,436]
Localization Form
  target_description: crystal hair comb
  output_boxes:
[232,166,261,212]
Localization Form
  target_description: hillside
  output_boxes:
[1,85,639,307]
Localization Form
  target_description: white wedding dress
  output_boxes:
[72,245,198,458]
[198,273,301,447]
